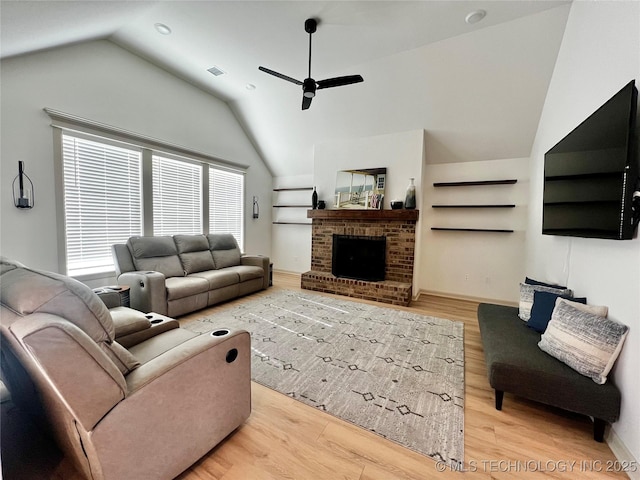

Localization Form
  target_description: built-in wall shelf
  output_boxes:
[273,187,313,192]
[273,205,313,208]
[273,222,312,225]
[432,204,515,208]
[273,187,314,225]
[433,179,518,187]
[430,178,517,232]
[431,227,514,233]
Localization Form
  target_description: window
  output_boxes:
[56,124,246,277]
[153,155,202,235]
[62,134,142,276]
[210,168,244,249]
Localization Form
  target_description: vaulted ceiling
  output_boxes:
[1,1,571,176]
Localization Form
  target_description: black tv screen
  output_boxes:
[543,80,639,240]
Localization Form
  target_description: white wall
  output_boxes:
[526,1,640,462]
[0,40,273,277]
[421,158,529,303]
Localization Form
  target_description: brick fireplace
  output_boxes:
[301,209,419,306]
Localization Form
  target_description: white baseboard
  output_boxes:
[414,289,518,307]
[607,426,639,480]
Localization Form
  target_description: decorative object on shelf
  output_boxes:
[12,161,34,209]
[404,178,416,209]
[312,187,318,209]
[370,193,384,209]
[317,200,326,209]
[334,168,386,209]
[252,196,260,218]
[390,200,403,210]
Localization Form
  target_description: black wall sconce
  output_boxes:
[252,196,259,219]
[13,161,34,209]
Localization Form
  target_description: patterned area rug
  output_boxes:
[183,290,464,467]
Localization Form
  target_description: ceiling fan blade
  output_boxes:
[302,95,312,110]
[317,75,364,89]
[258,66,303,86]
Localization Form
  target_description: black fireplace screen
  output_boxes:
[332,234,386,282]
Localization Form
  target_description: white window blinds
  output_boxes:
[62,134,142,276]
[152,155,202,235]
[210,168,244,250]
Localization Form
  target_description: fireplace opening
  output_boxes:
[332,234,386,282]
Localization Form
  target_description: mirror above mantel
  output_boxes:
[334,168,386,209]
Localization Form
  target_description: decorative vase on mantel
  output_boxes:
[311,186,318,209]
[404,178,416,209]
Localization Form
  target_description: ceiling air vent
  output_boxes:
[207,66,226,76]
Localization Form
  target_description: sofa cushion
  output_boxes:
[538,301,628,385]
[174,235,209,253]
[528,291,586,333]
[180,251,216,275]
[164,276,209,301]
[225,265,264,282]
[190,270,240,289]
[519,282,572,322]
[127,236,184,278]
[207,234,241,269]
[174,235,215,274]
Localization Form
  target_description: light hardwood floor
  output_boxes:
[7,272,627,479]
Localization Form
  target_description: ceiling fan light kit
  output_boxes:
[259,17,364,110]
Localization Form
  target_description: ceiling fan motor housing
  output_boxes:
[303,78,316,98]
[305,18,318,34]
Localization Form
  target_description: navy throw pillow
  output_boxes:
[525,277,567,290]
[528,291,586,333]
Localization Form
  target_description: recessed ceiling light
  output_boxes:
[246,84,256,91]
[465,9,486,25]
[154,23,172,35]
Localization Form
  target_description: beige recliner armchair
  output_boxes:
[0,258,251,480]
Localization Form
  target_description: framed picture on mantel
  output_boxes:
[334,168,386,209]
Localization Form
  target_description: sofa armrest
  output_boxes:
[90,330,251,480]
[117,271,167,315]
[241,255,270,289]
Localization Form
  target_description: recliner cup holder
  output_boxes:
[211,329,230,337]
[145,314,163,324]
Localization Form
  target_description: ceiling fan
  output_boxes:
[259,18,364,110]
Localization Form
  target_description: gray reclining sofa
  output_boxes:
[112,234,269,317]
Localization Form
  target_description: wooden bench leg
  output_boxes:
[593,418,606,442]
[495,390,504,411]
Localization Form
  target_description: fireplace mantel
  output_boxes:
[307,209,419,221]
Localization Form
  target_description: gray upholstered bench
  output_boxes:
[477,303,621,442]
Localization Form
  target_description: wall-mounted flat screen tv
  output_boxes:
[543,80,639,240]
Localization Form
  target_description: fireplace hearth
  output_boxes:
[332,234,386,282]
